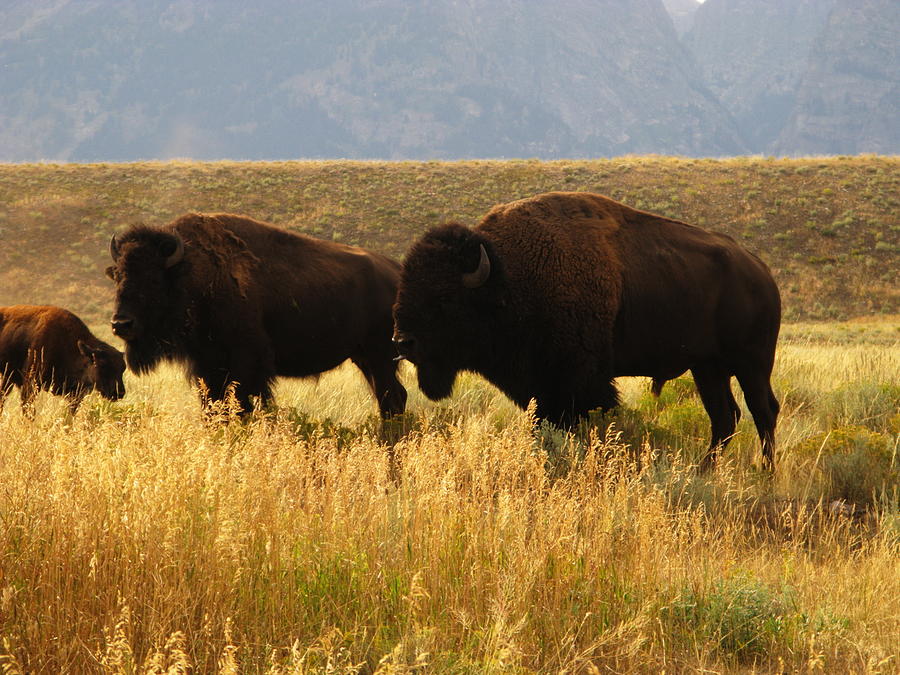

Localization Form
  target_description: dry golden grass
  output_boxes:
[1,321,897,673]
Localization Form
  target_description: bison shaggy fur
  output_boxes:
[107,212,406,416]
[393,192,781,470]
[0,305,125,415]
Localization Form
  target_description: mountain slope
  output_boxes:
[684,0,837,151]
[662,0,701,35]
[2,0,896,160]
[685,0,899,155]
[0,0,743,161]
[775,0,900,155]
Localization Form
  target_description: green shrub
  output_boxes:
[657,402,709,446]
[660,575,805,663]
[818,382,900,433]
[281,409,376,448]
[793,425,898,504]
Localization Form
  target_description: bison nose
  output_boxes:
[392,333,417,361]
[111,314,136,339]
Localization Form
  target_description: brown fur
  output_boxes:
[394,192,781,470]
[107,212,406,416]
[0,305,125,415]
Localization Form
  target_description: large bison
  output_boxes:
[106,212,407,416]
[393,192,781,470]
[0,305,125,415]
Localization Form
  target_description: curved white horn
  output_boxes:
[461,243,491,289]
[164,234,185,268]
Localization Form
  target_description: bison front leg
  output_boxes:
[231,349,276,413]
[195,371,272,415]
[0,373,12,415]
[373,372,407,419]
[19,379,38,419]
[20,349,51,419]
[536,367,619,429]
[193,354,275,416]
[352,353,407,419]
[692,363,741,472]
[233,378,274,414]
[65,391,87,416]
[535,391,612,429]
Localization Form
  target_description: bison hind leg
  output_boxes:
[735,369,780,472]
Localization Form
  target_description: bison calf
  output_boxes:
[393,191,781,471]
[107,212,407,417]
[0,305,126,416]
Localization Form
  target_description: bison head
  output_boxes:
[107,226,186,373]
[393,223,502,401]
[78,341,127,401]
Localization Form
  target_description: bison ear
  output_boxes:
[105,265,116,281]
[109,234,121,261]
[77,340,96,362]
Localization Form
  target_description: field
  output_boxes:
[1,157,898,324]
[0,158,898,672]
[0,320,898,672]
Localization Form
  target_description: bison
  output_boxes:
[0,305,125,415]
[393,192,781,470]
[106,212,407,417]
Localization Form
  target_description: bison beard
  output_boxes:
[122,335,173,375]
[108,213,407,417]
[411,355,457,402]
[124,343,156,374]
[394,192,781,471]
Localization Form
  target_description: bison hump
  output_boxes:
[176,215,261,297]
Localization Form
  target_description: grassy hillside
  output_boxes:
[1,156,897,330]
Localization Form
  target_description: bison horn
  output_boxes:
[164,234,185,268]
[109,234,121,261]
[461,243,491,289]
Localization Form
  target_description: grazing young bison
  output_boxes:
[107,212,407,417]
[0,305,126,415]
[393,192,781,470]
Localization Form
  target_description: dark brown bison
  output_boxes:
[107,212,407,417]
[0,305,126,415]
[393,192,781,470]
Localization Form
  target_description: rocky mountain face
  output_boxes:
[0,0,742,162]
[685,0,837,151]
[774,0,900,155]
[662,0,701,36]
[686,0,898,154]
[0,0,896,161]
